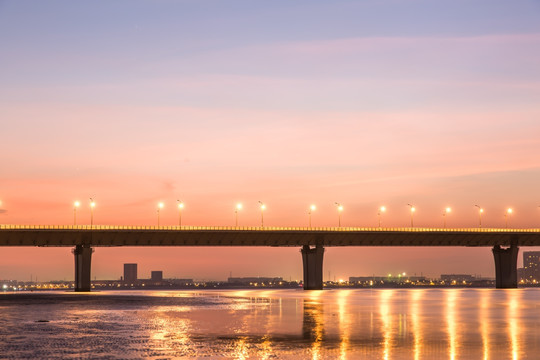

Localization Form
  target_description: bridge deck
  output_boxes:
[1,225,540,247]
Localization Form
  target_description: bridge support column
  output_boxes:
[301,245,324,290]
[492,244,519,289]
[72,245,94,292]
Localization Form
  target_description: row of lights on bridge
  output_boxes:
[69,199,535,229]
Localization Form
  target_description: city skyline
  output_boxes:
[2,1,540,281]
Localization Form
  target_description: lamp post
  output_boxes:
[335,202,343,227]
[443,207,451,228]
[378,206,386,228]
[308,205,316,228]
[89,198,95,226]
[505,208,513,228]
[177,200,184,226]
[157,202,164,227]
[258,201,266,227]
[73,201,80,225]
[475,205,484,228]
[407,204,415,227]
[235,203,242,227]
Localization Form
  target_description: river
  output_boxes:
[0,288,538,359]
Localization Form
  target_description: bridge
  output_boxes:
[2,224,539,291]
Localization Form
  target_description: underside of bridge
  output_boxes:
[68,243,520,292]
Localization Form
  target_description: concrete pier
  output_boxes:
[73,245,93,292]
[492,244,519,289]
[301,245,325,290]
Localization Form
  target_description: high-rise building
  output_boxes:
[522,251,540,283]
[124,263,137,282]
[151,271,163,281]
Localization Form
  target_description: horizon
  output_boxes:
[2,0,540,281]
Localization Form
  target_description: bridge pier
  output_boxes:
[492,244,519,289]
[301,245,325,290]
[72,245,94,292]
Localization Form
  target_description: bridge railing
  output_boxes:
[0,224,539,233]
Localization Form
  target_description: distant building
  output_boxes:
[520,251,540,283]
[170,278,194,286]
[151,271,163,282]
[349,276,426,284]
[228,277,283,285]
[124,263,137,282]
[440,274,475,283]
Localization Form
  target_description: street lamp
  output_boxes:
[308,205,316,228]
[475,205,484,228]
[157,202,164,227]
[235,203,242,227]
[73,201,80,225]
[505,208,513,228]
[177,200,184,226]
[443,207,451,228]
[89,198,96,226]
[258,201,266,227]
[335,202,343,227]
[378,206,386,228]
[407,204,415,227]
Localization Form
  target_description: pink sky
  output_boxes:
[1,1,540,281]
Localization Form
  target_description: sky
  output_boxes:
[1,0,540,282]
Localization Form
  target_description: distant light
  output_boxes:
[158,202,164,209]
[446,207,451,213]
[178,202,184,209]
[338,205,343,212]
[236,203,243,210]
[380,206,386,212]
[411,207,416,212]
[388,273,392,277]
[2,284,7,289]
[90,201,96,208]
[339,279,344,283]
[74,201,80,207]
[402,272,406,276]
[310,205,316,211]
[507,208,513,214]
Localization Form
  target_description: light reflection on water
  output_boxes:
[1,289,540,359]
[410,290,422,360]
[446,289,458,360]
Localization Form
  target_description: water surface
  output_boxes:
[0,289,539,359]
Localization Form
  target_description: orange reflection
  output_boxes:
[410,290,423,360]
[336,290,351,359]
[445,289,460,360]
[149,307,192,355]
[479,290,490,360]
[379,290,394,360]
[233,336,249,360]
[507,290,522,360]
[260,335,273,360]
